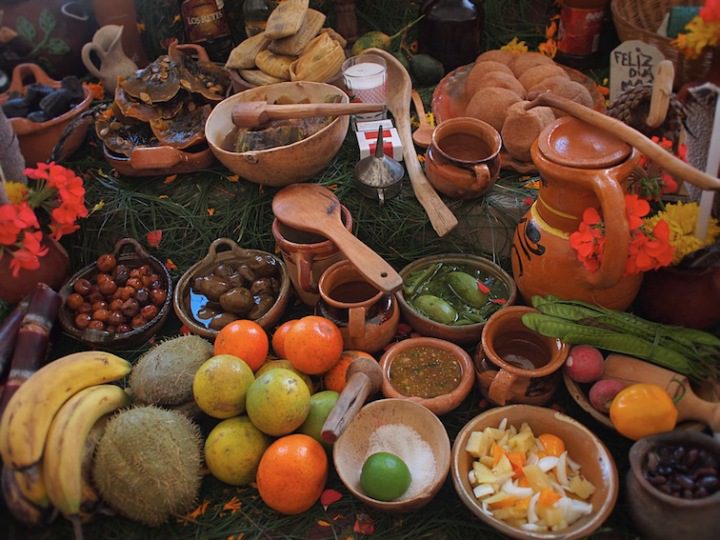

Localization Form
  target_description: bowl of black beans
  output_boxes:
[627,430,720,540]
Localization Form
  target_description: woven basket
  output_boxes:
[611,0,714,86]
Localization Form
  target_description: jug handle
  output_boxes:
[583,172,630,289]
[81,43,105,80]
[472,164,491,192]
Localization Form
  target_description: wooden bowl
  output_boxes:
[379,337,474,415]
[58,238,172,348]
[0,63,92,164]
[451,405,619,540]
[333,398,451,513]
[205,81,349,186]
[173,237,290,339]
[396,254,517,345]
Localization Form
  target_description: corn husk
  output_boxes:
[319,27,347,49]
[225,32,269,70]
[264,0,309,40]
[238,69,284,86]
[289,33,345,83]
[255,49,295,81]
[268,9,325,56]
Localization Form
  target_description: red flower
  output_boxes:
[9,231,48,277]
[624,194,650,230]
[146,230,163,248]
[625,220,674,275]
[569,207,605,271]
[701,0,720,22]
[660,173,678,194]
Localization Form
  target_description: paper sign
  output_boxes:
[609,40,666,103]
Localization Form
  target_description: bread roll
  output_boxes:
[466,71,526,99]
[518,64,568,91]
[509,52,554,77]
[465,87,521,131]
[475,50,514,65]
[529,78,593,116]
[501,101,555,162]
[464,61,515,99]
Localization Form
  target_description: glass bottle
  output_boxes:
[554,0,610,70]
[418,0,484,72]
[179,0,233,62]
[243,0,271,37]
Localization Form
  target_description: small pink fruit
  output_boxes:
[589,379,626,413]
[564,345,605,383]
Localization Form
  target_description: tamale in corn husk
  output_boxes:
[318,27,347,48]
[255,49,296,81]
[238,69,284,86]
[225,32,269,70]
[268,9,325,56]
[264,0,309,40]
[289,33,345,83]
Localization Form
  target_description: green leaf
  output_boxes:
[38,9,56,35]
[15,16,36,42]
[45,38,70,56]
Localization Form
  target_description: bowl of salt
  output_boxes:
[333,398,451,512]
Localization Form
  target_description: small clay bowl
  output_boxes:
[396,254,517,344]
[334,398,451,513]
[379,337,474,415]
[173,237,290,338]
[58,238,172,348]
[627,431,720,540]
[451,405,619,540]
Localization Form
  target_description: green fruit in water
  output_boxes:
[255,359,313,394]
[92,406,202,526]
[246,368,311,436]
[205,416,270,486]
[360,452,412,501]
[410,54,445,86]
[298,390,339,448]
[351,31,391,56]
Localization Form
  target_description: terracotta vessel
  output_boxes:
[627,431,720,540]
[511,116,643,309]
[90,0,148,67]
[272,205,352,306]
[475,306,569,406]
[81,25,138,93]
[425,117,501,199]
[317,260,399,353]
[0,235,69,304]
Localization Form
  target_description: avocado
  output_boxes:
[410,54,445,86]
[392,50,411,72]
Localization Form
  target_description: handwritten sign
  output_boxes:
[609,40,666,103]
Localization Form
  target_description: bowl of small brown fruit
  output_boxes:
[173,237,290,338]
[59,238,172,347]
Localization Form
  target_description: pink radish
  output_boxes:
[589,379,626,413]
[564,345,605,383]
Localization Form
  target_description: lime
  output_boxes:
[360,452,412,501]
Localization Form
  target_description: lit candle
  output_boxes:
[343,57,387,122]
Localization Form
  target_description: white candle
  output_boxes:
[694,88,720,241]
[343,61,387,121]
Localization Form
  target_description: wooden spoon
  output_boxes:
[364,48,458,237]
[411,90,434,148]
[272,184,402,293]
[321,356,383,443]
[231,101,385,129]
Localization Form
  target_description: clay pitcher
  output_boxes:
[81,25,138,93]
[511,116,643,310]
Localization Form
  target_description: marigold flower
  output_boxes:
[501,37,529,53]
[4,181,28,204]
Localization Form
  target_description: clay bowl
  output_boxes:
[101,143,215,177]
[58,238,172,348]
[452,405,619,540]
[333,398,451,513]
[205,81,349,186]
[0,63,92,164]
[379,337,475,415]
[396,254,517,344]
[627,431,720,540]
[173,237,290,339]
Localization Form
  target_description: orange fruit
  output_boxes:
[324,350,375,392]
[284,316,343,375]
[214,320,269,372]
[271,319,297,358]
[256,433,328,514]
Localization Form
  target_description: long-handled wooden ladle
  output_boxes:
[411,90,434,148]
[231,101,386,129]
[272,183,403,293]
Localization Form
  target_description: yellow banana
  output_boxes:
[1,466,56,527]
[42,385,129,518]
[0,351,131,470]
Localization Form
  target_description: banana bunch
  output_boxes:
[0,351,131,528]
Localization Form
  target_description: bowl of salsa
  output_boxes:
[380,337,475,415]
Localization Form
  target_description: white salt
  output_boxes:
[364,423,437,500]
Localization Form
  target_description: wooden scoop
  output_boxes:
[604,354,720,435]
[321,356,383,443]
[272,184,402,293]
[231,101,385,128]
[364,48,458,237]
[411,90,434,148]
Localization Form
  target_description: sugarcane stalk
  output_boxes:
[0,297,31,382]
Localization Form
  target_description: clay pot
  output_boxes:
[0,235,69,304]
[627,431,720,540]
[511,116,644,310]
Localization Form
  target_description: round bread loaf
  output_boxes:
[509,52,555,77]
[518,64,569,91]
[475,50,514,65]
[529,78,593,116]
[501,101,556,162]
[465,87,522,131]
[466,71,526,99]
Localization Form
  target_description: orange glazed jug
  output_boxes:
[511,116,643,310]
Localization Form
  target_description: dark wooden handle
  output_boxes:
[321,372,373,444]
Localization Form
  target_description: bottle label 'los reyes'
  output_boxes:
[180,0,231,45]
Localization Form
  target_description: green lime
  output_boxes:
[360,452,412,501]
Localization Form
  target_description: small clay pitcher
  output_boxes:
[317,260,399,353]
[272,205,352,306]
[424,117,501,199]
[81,25,138,93]
[475,306,569,406]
